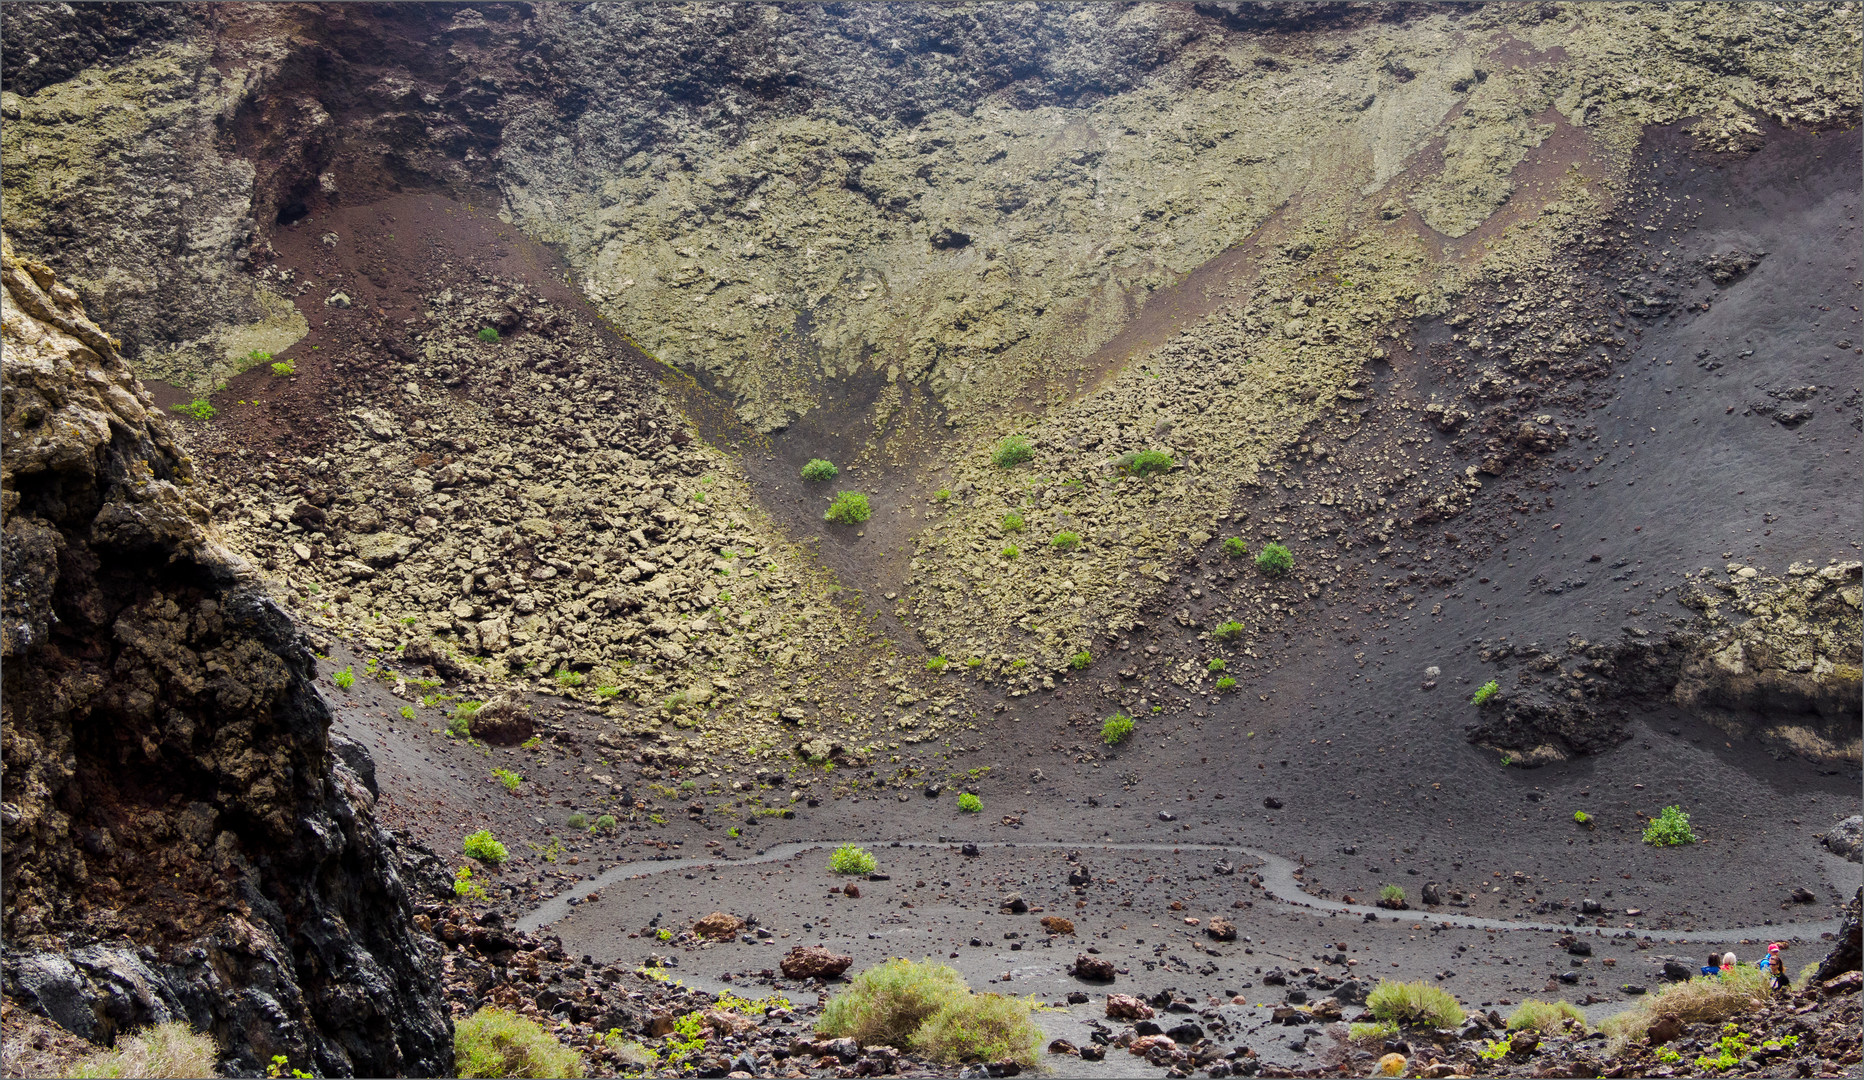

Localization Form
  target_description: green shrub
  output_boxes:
[554,667,585,688]
[447,713,471,738]
[1642,805,1697,846]
[477,327,501,343]
[1207,658,1226,672]
[454,865,488,901]
[925,655,949,673]
[1069,650,1092,670]
[1472,679,1500,706]
[957,793,983,813]
[965,657,983,668]
[593,814,617,834]
[1213,620,1245,641]
[990,435,1034,468]
[1000,544,1020,559]
[1347,1020,1397,1045]
[1255,542,1294,576]
[1573,810,1593,827]
[1507,1000,1588,1035]
[1379,884,1406,906]
[595,684,620,699]
[801,458,839,481]
[400,705,416,721]
[332,666,355,690]
[818,958,970,1049]
[170,399,216,421]
[492,768,522,792]
[911,992,1041,1067]
[1215,676,1237,690]
[830,844,878,875]
[825,492,871,524]
[1115,449,1174,477]
[1101,712,1135,745]
[269,360,295,377]
[1000,512,1025,532]
[1599,969,1769,1053]
[1366,979,1465,1029]
[1049,531,1081,551]
[246,348,273,366]
[1221,536,1249,558]
[464,829,509,865]
[455,1007,585,1078]
[71,1022,219,1079]
[567,813,588,830]
[934,488,951,501]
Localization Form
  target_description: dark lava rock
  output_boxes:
[1823,816,1864,862]
[0,246,448,1076]
[961,843,981,857]
[1262,797,1284,810]
[1816,889,1861,982]
[1071,954,1116,982]
[1663,960,1695,982]
[1167,1022,1205,1043]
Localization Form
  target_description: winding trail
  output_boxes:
[518,838,1855,944]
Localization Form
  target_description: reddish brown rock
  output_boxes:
[1205,917,1238,941]
[1105,993,1154,1020]
[780,945,853,981]
[692,912,745,940]
[1071,954,1116,982]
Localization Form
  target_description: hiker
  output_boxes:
[1720,951,1738,973]
[1701,952,1722,977]
[1764,942,1789,992]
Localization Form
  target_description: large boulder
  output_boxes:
[779,946,852,981]
[1824,816,1864,863]
[469,694,535,745]
[1816,889,1861,983]
[0,236,449,1076]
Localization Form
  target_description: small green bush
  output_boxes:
[956,792,983,813]
[1348,1020,1397,1046]
[1472,679,1500,706]
[1207,658,1226,672]
[492,768,522,792]
[1642,805,1698,847]
[554,667,585,688]
[801,458,839,482]
[1000,512,1025,532]
[447,713,471,738]
[830,844,878,875]
[911,992,1040,1067]
[1221,536,1249,558]
[454,865,488,901]
[991,435,1034,468]
[819,958,970,1049]
[1255,542,1294,576]
[1000,544,1020,559]
[1102,712,1135,745]
[1213,620,1245,641]
[71,1022,219,1079]
[1049,531,1081,551]
[593,814,617,834]
[1115,449,1174,477]
[1573,810,1593,827]
[170,399,217,422]
[567,813,588,830]
[477,327,501,343]
[965,657,983,668]
[464,829,509,865]
[269,360,295,377]
[455,1007,585,1078]
[1379,884,1406,906]
[332,666,355,690]
[1069,650,1092,670]
[825,492,872,524]
[926,655,949,673]
[1507,999,1588,1035]
[246,348,273,366]
[595,685,620,699]
[399,705,416,721]
[1215,676,1237,690]
[1366,979,1465,1029]
[934,488,951,501]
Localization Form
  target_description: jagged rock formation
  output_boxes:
[0,234,450,1075]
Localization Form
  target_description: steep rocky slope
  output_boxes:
[0,234,449,1075]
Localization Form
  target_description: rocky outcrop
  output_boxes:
[0,234,450,1075]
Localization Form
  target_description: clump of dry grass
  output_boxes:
[1599,967,1770,1052]
[69,1022,219,1079]
[1506,999,1589,1035]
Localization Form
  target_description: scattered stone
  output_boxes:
[1071,954,1116,982]
[1106,994,1154,1020]
[1040,916,1076,935]
[692,912,744,940]
[779,946,852,981]
[1205,918,1238,942]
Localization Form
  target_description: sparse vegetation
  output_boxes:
[1049,530,1081,551]
[455,1007,585,1078]
[1642,804,1698,846]
[1207,657,1226,672]
[818,958,970,1049]
[1366,979,1465,1029]
[1115,449,1174,477]
[170,399,217,421]
[829,844,878,875]
[400,705,415,721]
[464,829,509,865]
[1069,649,1092,670]
[925,655,949,673]
[1379,884,1406,907]
[1347,1020,1398,1046]
[1213,620,1245,641]
[1507,999,1589,1035]
[1599,968,1770,1053]
[990,435,1034,468]
[270,360,295,377]
[491,767,522,792]
[553,667,585,688]
[1255,542,1294,576]
[1000,544,1020,559]
[934,488,951,501]
[332,666,355,690]
[595,685,621,699]
[1102,712,1135,745]
[70,1022,219,1079]
[454,865,488,901]
[567,813,588,830]
[1000,512,1024,532]
[911,992,1040,1067]
[801,458,838,481]
[1215,676,1236,690]
[593,814,617,834]
[825,491,872,524]
[1472,679,1501,706]
[1222,536,1249,558]
[957,793,983,813]
[447,713,471,738]
[477,327,501,343]
[1574,810,1593,827]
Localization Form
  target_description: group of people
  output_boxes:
[1700,943,1792,991]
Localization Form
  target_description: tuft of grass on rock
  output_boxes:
[956,793,982,813]
[332,666,355,690]
[911,992,1040,1067]
[1115,449,1174,477]
[1599,968,1769,1053]
[464,829,508,865]
[1472,679,1500,705]
[1069,650,1092,670]
[825,491,871,524]
[1366,979,1464,1029]
[925,655,949,673]
[491,767,522,792]
[170,399,216,422]
[1207,658,1226,672]
[1101,712,1135,745]
[990,435,1034,469]
[71,1022,219,1079]
[1507,1000,1589,1035]
[477,327,501,343]
[1215,676,1236,690]
[1255,542,1294,576]
[269,360,295,377]
[1213,620,1245,642]
[818,958,970,1049]
[455,1007,585,1078]
[1221,536,1249,558]
[1378,884,1407,908]
[829,844,877,875]
[801,458,838,481]
[1000,544,1020,559]
[1000,512,1024,532]
[1049,530,1081,551]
